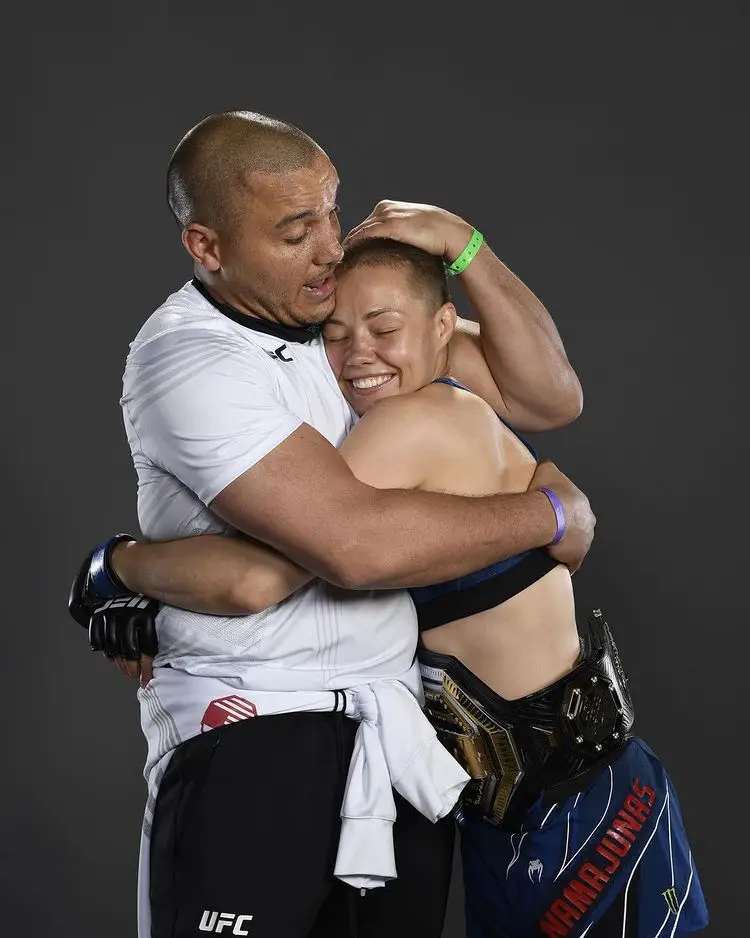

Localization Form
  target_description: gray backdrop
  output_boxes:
[2,3,747,936]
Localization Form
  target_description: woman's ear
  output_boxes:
[435,302,458,348]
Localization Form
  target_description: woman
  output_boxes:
[112,237,708,938]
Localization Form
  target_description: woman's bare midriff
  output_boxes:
[420,564,581,700]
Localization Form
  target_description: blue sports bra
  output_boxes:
[409,377,558,631]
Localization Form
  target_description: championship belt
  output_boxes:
[420,609,634,830]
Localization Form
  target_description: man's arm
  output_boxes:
[449,242,583,431]
[344,201,583,431]
[115,394,468,610]
[113,398,436,611]
[209,422,587,590]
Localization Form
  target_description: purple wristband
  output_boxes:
[539,487,566,546]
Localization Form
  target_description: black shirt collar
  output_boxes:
[191,278,321,344]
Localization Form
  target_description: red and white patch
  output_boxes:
[200,695,257,733]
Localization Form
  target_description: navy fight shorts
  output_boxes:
[459,737,708,937]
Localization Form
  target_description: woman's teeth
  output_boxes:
[351,375,393,390]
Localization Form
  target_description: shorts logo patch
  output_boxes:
[200,695,258,733]
[199,911,253,934]
[662,887,680,915]
[529,859,544,882]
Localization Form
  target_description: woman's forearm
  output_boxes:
[112,535,314,615]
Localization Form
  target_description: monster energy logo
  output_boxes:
[662,886,680,915]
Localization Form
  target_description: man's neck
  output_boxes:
[193,273,271,323]
[190,277,321,344]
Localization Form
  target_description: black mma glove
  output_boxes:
[68,534,159,659]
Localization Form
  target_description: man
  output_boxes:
[70,109,595,938]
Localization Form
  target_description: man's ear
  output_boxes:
[182,223,222,272]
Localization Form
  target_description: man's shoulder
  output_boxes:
[130,281,238,348]
[126,282,271,374]
[120,283,277,409]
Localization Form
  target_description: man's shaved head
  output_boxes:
[167,110,323,232]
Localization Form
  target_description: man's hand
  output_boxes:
[343,200,473,264]
[529,461,596,574]
[68,535,159,687]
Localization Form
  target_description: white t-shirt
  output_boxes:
[121,279,418,688]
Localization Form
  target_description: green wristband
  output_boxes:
[445,227,484,276]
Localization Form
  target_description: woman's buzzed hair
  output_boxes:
[167,110,323,231]
[338,238,451,312]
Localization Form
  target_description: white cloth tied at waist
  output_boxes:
[336,678,469,890]
[138,662,469,897]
